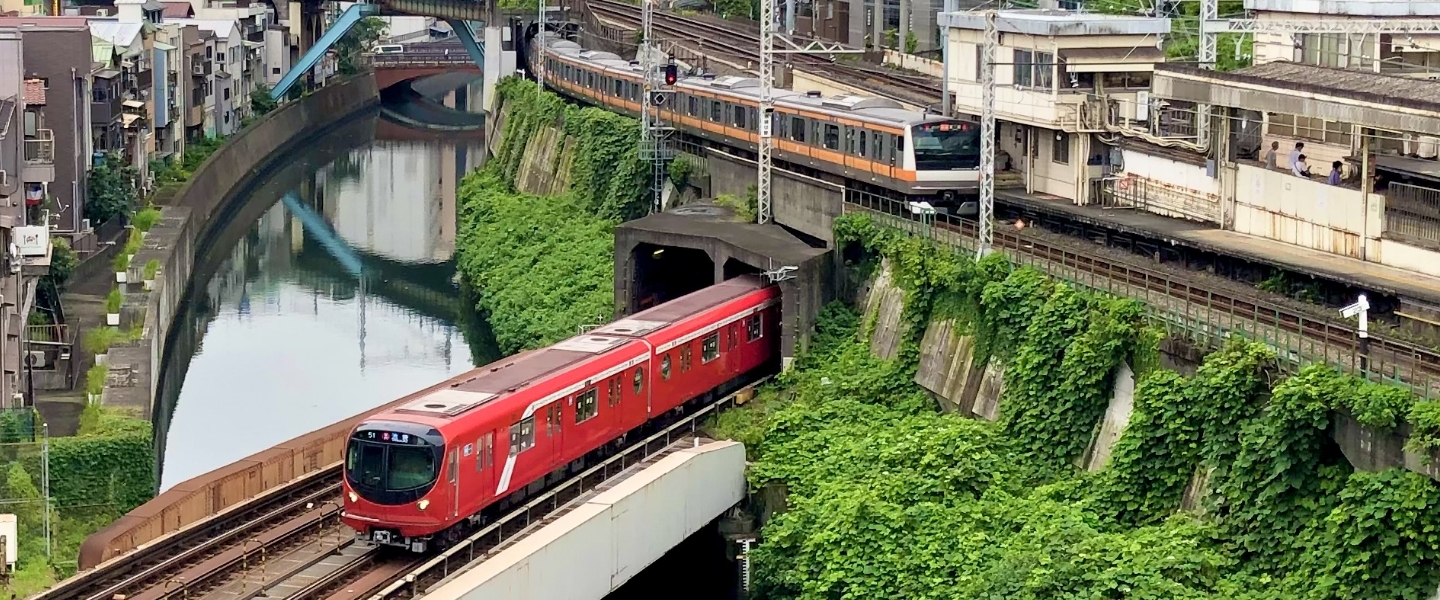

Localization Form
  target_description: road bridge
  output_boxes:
[372,41,482,90]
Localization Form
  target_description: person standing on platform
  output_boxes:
[1264,141,1279,169]
[1289,142,1304,170]
[1329,161,1343,185]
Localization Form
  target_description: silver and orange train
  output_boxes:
[532,38,982,211]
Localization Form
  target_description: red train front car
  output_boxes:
[340,277,782,552]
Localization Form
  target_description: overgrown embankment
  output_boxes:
[2,406,152,592]
[457,77,645,354]
[717,213,1440,600]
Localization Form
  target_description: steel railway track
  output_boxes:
[583,0,942,106]
[35,473,344,600]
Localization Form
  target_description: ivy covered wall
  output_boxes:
[714,213,1440,600]
[456,77,644,354]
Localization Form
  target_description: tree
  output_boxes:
[251,82,279,116]
[335,17,389,75]
[84,154,139,226]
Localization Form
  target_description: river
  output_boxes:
[154,81,494,491]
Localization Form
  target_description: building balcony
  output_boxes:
[191,60,211,77]
[92,95,123,124]
[187,104,204,127]
[23,130,55,184]
[136,68,153,90]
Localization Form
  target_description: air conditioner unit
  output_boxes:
[9,393,21,406]
[81,218,92,231]
[96,8,108,16]
[25,351,48,370]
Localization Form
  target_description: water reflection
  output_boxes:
[156,104,491,491]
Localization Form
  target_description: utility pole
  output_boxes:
[536,0,546,88]
[639,0,672,213]
[758,0,859,224]
[977,9,996,257]
[41,421,50,559]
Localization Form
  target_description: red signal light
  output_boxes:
[664,64,678,85]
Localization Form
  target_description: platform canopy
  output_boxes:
[1153,62,1440,136]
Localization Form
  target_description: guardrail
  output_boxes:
[842,189,1440,399]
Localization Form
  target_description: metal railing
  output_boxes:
[1098,175,1223,225]
[843,189,1440,399]
[1384,182,1440,248]
[26,324,69,345]
[24,129,54,163]
[369,51,477,67]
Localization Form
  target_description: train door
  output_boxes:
[545,402,564,467]
[472,431,496,509]
[448,447,460,520]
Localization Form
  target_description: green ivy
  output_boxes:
[1409,400,1440,456]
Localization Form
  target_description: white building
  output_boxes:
[169,18,247,135]
[941,9,1170,202]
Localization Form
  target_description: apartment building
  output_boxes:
[171,17,249,134]
[0,17,94,234]
[1,27,56,408]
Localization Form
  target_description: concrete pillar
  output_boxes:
[1360,126,1375,261]
[483,25,516,113]
[913,0,934,53]
[849,0,865,46]
[898,0,909,52]
[872,0,884,49]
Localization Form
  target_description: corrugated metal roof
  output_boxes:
[22,79,45,105]
[88,20,144,49]
[1163,61,1440,113]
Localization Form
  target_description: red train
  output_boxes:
[341,276,782,552]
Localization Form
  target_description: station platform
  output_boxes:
[996,188,1440,305]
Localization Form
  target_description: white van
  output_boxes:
[374,44,405,54]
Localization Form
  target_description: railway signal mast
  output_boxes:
[977,10,997,257]
[756,0,858,224]
[640,0,674,213]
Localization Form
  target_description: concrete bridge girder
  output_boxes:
[374,65,482,90]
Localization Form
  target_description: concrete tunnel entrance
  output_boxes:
[632,243,715,311]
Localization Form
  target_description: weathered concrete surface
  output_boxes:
[861,259,905,361]
[1082,361,1137,472]
[703,147,844,245]
[614,206,831,363]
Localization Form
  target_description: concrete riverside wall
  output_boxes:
[422,442,747,600]
[857,253,1440,485]
[71,76,380,572]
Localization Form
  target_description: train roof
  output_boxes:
[364,276,776,428]
[543,38,961,129]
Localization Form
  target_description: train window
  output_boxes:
[661,354,672,380]
[350,442,385,488]
[702,333,721,363]
[747,314,764,342]
[726,324,737,350]
[680,345,693,372]
[859,130,868,157]
[688,96,699,116]
[823,124,839,150]
[608,378,622,407]
[845,128,856,154]
[476,432,493,471]
[448,449,458,484]
[614,79,623,96]
[789,117,805,142]
[509,416,535,456]
[733,107,746,129]
[634,367,645,394]
[576,389,598,423]
[710,101,722,122]
[387,446,436,490]
[873,132,884,160]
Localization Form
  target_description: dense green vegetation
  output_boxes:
[1,406,154,594]
[455,78,648,354]
[712,213,1440,600]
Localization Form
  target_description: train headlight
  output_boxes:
[418,499,430,511]
[348,491,358,503]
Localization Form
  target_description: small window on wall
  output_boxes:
[509,416,535,455]
[575,389,598,423]
[747,314,763,341]
[702,333,720,362]
[1052,132,1070,164]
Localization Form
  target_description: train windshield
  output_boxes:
[911,121,981,170]
[346,430,442,504]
